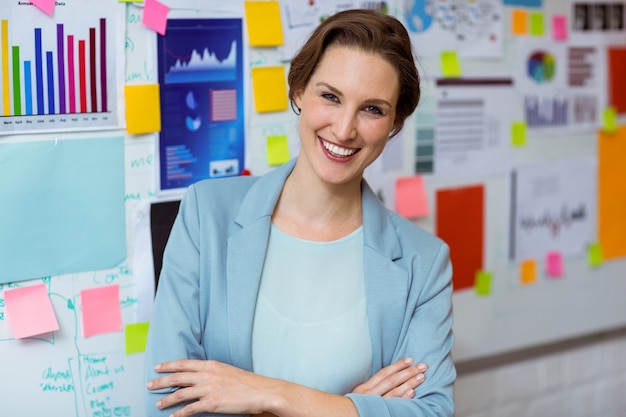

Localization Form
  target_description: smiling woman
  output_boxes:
[144,9,455,417]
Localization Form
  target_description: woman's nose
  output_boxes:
[332,109,357,140]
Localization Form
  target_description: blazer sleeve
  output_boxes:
[143,185,209,416]
[346,241,456,417]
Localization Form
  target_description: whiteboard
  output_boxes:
[1,1,626,416]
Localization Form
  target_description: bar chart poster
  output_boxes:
[157,19,245,193]
[0,1,124,135]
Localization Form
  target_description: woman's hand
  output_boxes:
[147,359,272,417]
[352,358,427,399]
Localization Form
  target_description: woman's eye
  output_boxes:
[322,93,338,102]
[364,105,383,115]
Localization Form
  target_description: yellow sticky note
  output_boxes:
[251,66,288,113]
[602,106,618,133]
[519,259,537,285]
[511,122,527,147]
[587,242,603,268]
[266,135,290,166]
[475,270,492,296]
[512,9,528,35]
[124,84,161,134]
[244,1,284,46]
[530,12,545,36]
[440,51,461,78]
[125,322,150,354]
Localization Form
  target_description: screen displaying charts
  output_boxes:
[527,51,556,84]
[0,2,123,135]
[157,19,245,193]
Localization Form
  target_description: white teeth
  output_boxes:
[322,140,356,157]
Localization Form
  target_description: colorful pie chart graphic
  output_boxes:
[527,51,556,84]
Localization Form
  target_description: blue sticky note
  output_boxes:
[0,137,126,283]
[503,0,542,7]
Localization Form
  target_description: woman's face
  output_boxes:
[294,45,399,188]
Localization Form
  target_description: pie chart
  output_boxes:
[527,51,556,84]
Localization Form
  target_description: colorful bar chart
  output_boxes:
[0,5,121,134]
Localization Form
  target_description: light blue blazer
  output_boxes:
[145,158,455,417]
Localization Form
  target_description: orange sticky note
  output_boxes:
[124,84,161,134]
[395,176,429,219]
[4,284,59,339]
[251,66,288,113]
[266,135,290,166]
[512,9,528,35]
[545,251,563,278]
[142,0,169,36]
[552,15,568,40]
[519,259,537,285]
[244,1,284,46]
[80,285,123,338]
[125,322,150,354]
[33,0,55,16]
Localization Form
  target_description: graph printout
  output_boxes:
[0,1,124,135]
[157,19,245,193]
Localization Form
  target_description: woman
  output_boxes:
[145,9,455,417]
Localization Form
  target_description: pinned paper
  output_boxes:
[33,0,55,16]
[125,322,150,354]
[124,84,161,134]
[512,10,528,35]
[251,66,288,113]
[519,259,537,285]
[266,135,290,166]
[395,175,429,219]
[511,122,527,147]
[244,1,284,46]
[545,251,563,278]
[552,15,568,40]
[4,284,59,339]
[474,270,492,296]
[602,106,618,133]
[142,0,169,36]
[587,242,603,268]
[80,284,123,338]
[530,12,545,36]
[440,51,462,78]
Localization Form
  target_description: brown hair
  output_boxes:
[287,9,420,137]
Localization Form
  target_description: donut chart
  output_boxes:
[527,51,556,84]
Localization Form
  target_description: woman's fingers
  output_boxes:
[352,358,428,397]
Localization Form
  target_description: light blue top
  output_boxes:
[252,225,372,394]
[144,158,456,417]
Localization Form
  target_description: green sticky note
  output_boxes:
[603,106,618,133]
[125,322,150,354]
[266,135,290,166]
[511,122,527,146]
[440,51,461,78]
[475,270,492,296]
[530,12,545,36]
[587,242,603,268]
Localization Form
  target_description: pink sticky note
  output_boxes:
[80,284,123,338]
[552,15,568,41]
[33,0,55,16]
[546,251,564,278]
[4,284,59,339]
[395,176,430,219]
[142,0,170,36]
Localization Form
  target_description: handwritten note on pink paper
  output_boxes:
[142,0,170,36]
[33,0,55,16]
[80,284,122,338]
[4,283,59,339]
[395,175,429,219]
[546,251,564,278]
[552,15,568,41]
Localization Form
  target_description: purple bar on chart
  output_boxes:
[89,27,97,112]
[67,35,76,114]
[57,24,66,114]
[34,28,44,115]
[100,18,107,113]
[46,51,54,114]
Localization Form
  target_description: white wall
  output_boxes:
[455,328,626,417]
